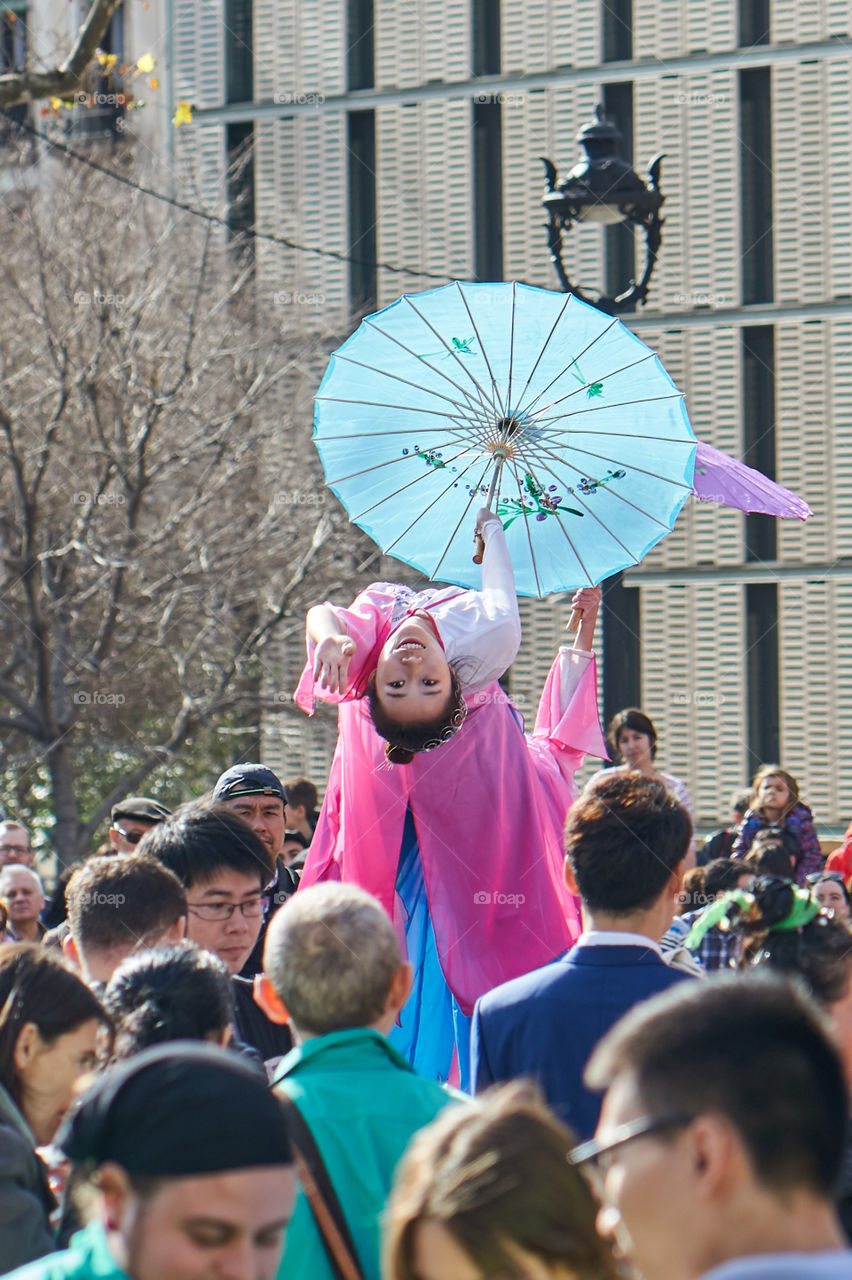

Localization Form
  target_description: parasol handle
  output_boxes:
[567,608,582,633]
[472,457,505,564]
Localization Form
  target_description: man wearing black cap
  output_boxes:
[4,1043,295,1280]
[108,798,171,856]
[213,764,299,977]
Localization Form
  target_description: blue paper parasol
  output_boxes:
[314,281,696,597]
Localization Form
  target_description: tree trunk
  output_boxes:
[48,740,83,868]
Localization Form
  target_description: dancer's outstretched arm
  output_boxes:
[306,604,355,694]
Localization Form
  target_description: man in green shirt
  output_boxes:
[257,882,458,1280]
[5,1044,294,1280]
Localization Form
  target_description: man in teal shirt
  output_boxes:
[5,1044,294,1280]
[257,882,458,1280]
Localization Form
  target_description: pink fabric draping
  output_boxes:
[298,653,606,1016]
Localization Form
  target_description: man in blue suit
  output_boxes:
[471,773,696,1139]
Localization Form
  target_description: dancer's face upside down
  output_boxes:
[375,615,453,726]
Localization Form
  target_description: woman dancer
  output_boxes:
[295,509,606,1086]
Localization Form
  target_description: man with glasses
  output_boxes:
[580,975,852,1280]
[108,797,171,855]
[139,801,292,1063]
[0,821,35,868]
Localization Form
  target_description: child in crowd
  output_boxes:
[731,765,823,885]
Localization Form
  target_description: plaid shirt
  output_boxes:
[663,910,742,973]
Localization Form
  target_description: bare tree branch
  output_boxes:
[0,0,123,108]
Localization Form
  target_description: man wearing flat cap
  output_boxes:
[213,764,299,977]
[4,1043,295,1280]
[108,798,171,856]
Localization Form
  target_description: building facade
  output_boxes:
[37,0,847,829]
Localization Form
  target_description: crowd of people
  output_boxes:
[1,507,851,1279]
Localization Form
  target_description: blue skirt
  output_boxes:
[389,808,471,1090]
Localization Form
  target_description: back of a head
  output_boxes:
[285,779,318,815]
[59,1042,291,1179]
[66,856,187,956]
[703,858,750,899]
[0,945,108,1103]
[567,773,692,914]
[745,827,797,880]
[138,800,274,890]
[586,974,847,1199]
[104,944,235,1060]
[264,882,401,1036]
[384,1082,617,1280]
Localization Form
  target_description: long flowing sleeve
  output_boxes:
[531,646,607,792]
[431,521,522,691]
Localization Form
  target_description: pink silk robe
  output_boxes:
[295,585,607,1016]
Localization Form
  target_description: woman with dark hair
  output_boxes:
[806,872,852,920]
[295,510,607,1086]
[0,944,108,1272]
[587,707,695,863]
[383,1083,618,1280]
[103,944,235,1061]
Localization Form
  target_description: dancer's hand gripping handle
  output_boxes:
[473,506,502,565]
[567,585,601,649]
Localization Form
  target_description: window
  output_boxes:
[602,572,641,726]
[602,0,633,62]
[225,0,253,104]
[74,4,125,139]
[472,0,501,77]
[746,582,779,768]
[742,327,776,562]
[0,6,29,147]
[348,0,374,91]
[739,68,774,304]
[225,0,255,259]
[348,110,377,312]
[603,81,635,309]
[739,0,770,48]
[473,100,503,282]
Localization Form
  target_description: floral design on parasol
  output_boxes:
[313,281,698,597]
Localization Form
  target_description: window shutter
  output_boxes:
[773,64,826,306]
[173,0,226,209]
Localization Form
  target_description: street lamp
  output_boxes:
[540,104,665,314]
